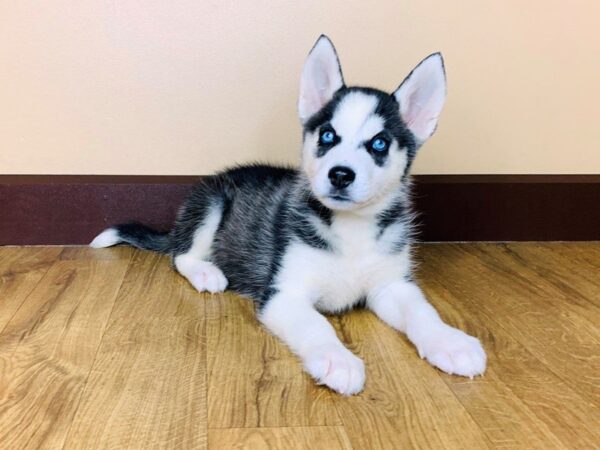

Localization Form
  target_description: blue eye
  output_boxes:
[371,138,388,152]
[320,130,336,144]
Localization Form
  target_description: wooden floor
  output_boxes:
[0,244,599,449]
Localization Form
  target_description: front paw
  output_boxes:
[415,324,486,378]
[189,262,228,293]
[303,344,365,396]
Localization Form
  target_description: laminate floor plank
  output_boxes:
[503,243,600,309]
[419,244,600,405]
[0,256,130,449]
[59,246,135,262]
[330,310,492,450]
[206,294,342,429]
[417,244,600,448]
[63,251,207,450]
[418,277,590,448]
[208,426,353,450]
[0,247,62,332]
[1,244,598,449]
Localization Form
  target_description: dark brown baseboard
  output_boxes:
[1,175,599,244]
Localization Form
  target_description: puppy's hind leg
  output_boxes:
[173,203,228,294]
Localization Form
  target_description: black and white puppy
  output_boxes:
[91,36,486,395]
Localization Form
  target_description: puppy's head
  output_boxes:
[299,35,446,211]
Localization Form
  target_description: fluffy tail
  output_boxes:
[90,222,171,253]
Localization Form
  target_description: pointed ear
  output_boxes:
[393,53,447,144]
[298,35,345,124]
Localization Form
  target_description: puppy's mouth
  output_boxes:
[321,192,360,210]
[327,194,352,202]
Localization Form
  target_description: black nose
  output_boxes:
[328,166,355,189]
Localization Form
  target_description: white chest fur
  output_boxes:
[274,214,411,313]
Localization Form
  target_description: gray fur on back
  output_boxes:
[169,164,339,304]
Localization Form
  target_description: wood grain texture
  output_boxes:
[59,246,135,262]
[208,427,352,450]
[0,244,599,449]
[0,258,130,449]
[206,294,341,428]
[420,244,600,406]
[0,247,62,332]
[63,251,207,449]
[419,277,583,448]
[418,244,600,448]
[330,311,492,450]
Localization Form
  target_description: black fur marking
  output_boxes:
[146,164,333,307]
[303,88,348,134]
[292,190,332,250]
[303,87,417,169]
[208,165,298,304]
[291,215,330,250]
[377,198,405,232]
[365,131,392,167]
[256,186,332,306]
[170,178,225,256]
[306,194,332,226]
[316,124,342,157]
[376,196,412,253]
[217,164,296,187]
[371,89,417,164]
[259,196,292,305]
[113,222,171,252]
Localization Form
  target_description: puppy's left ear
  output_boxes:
[298,35,345,124]
[393,53,446,145]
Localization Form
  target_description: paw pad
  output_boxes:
[189,263,228,293]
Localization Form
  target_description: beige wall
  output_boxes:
[1,1,599,175]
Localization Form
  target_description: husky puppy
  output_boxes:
[91,36,486,395]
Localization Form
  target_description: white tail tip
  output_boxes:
[89,228,120,248]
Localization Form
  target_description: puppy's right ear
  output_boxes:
[298,35,345,124]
